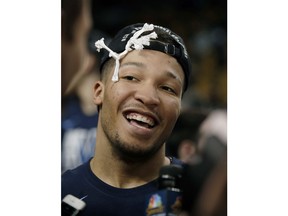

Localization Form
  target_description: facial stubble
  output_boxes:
[101,114,166,164]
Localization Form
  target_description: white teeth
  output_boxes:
[126,113,155,127]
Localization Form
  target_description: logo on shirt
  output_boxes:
[146,194,164,216]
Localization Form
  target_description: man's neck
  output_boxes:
[90,147,170,189]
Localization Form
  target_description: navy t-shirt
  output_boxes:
[62,157,182,216]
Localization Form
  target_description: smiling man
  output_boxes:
[61,23,192,215]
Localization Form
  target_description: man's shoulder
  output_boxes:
[62,161,88,178]
[61,161,91,199]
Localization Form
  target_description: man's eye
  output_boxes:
[161,86,177,95]
[123,76,136,81]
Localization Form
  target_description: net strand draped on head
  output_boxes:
[95,23,192,92]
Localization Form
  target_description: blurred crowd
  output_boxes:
[92,0,227,110]
[62,0,227,215]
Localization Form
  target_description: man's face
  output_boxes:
[95,49,185,161]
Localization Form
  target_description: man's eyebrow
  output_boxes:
[165,70,183,85]
[120,61,146,68]
[120,61,183,85]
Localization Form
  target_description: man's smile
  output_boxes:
[126,112,155,128]
[122,108,160,135]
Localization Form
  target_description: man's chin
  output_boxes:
[111,143,160,164]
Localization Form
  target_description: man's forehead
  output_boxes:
[120,50,185,81]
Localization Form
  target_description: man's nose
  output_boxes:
[134,83,160,106]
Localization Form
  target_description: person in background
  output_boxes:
[181,109,227,216]
[61,29,111,173]
[62,22,192,215]
[165,109,207,164]
[61,0,93,96]
[61,71,99,173]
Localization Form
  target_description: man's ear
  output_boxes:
[93,81,104,105]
